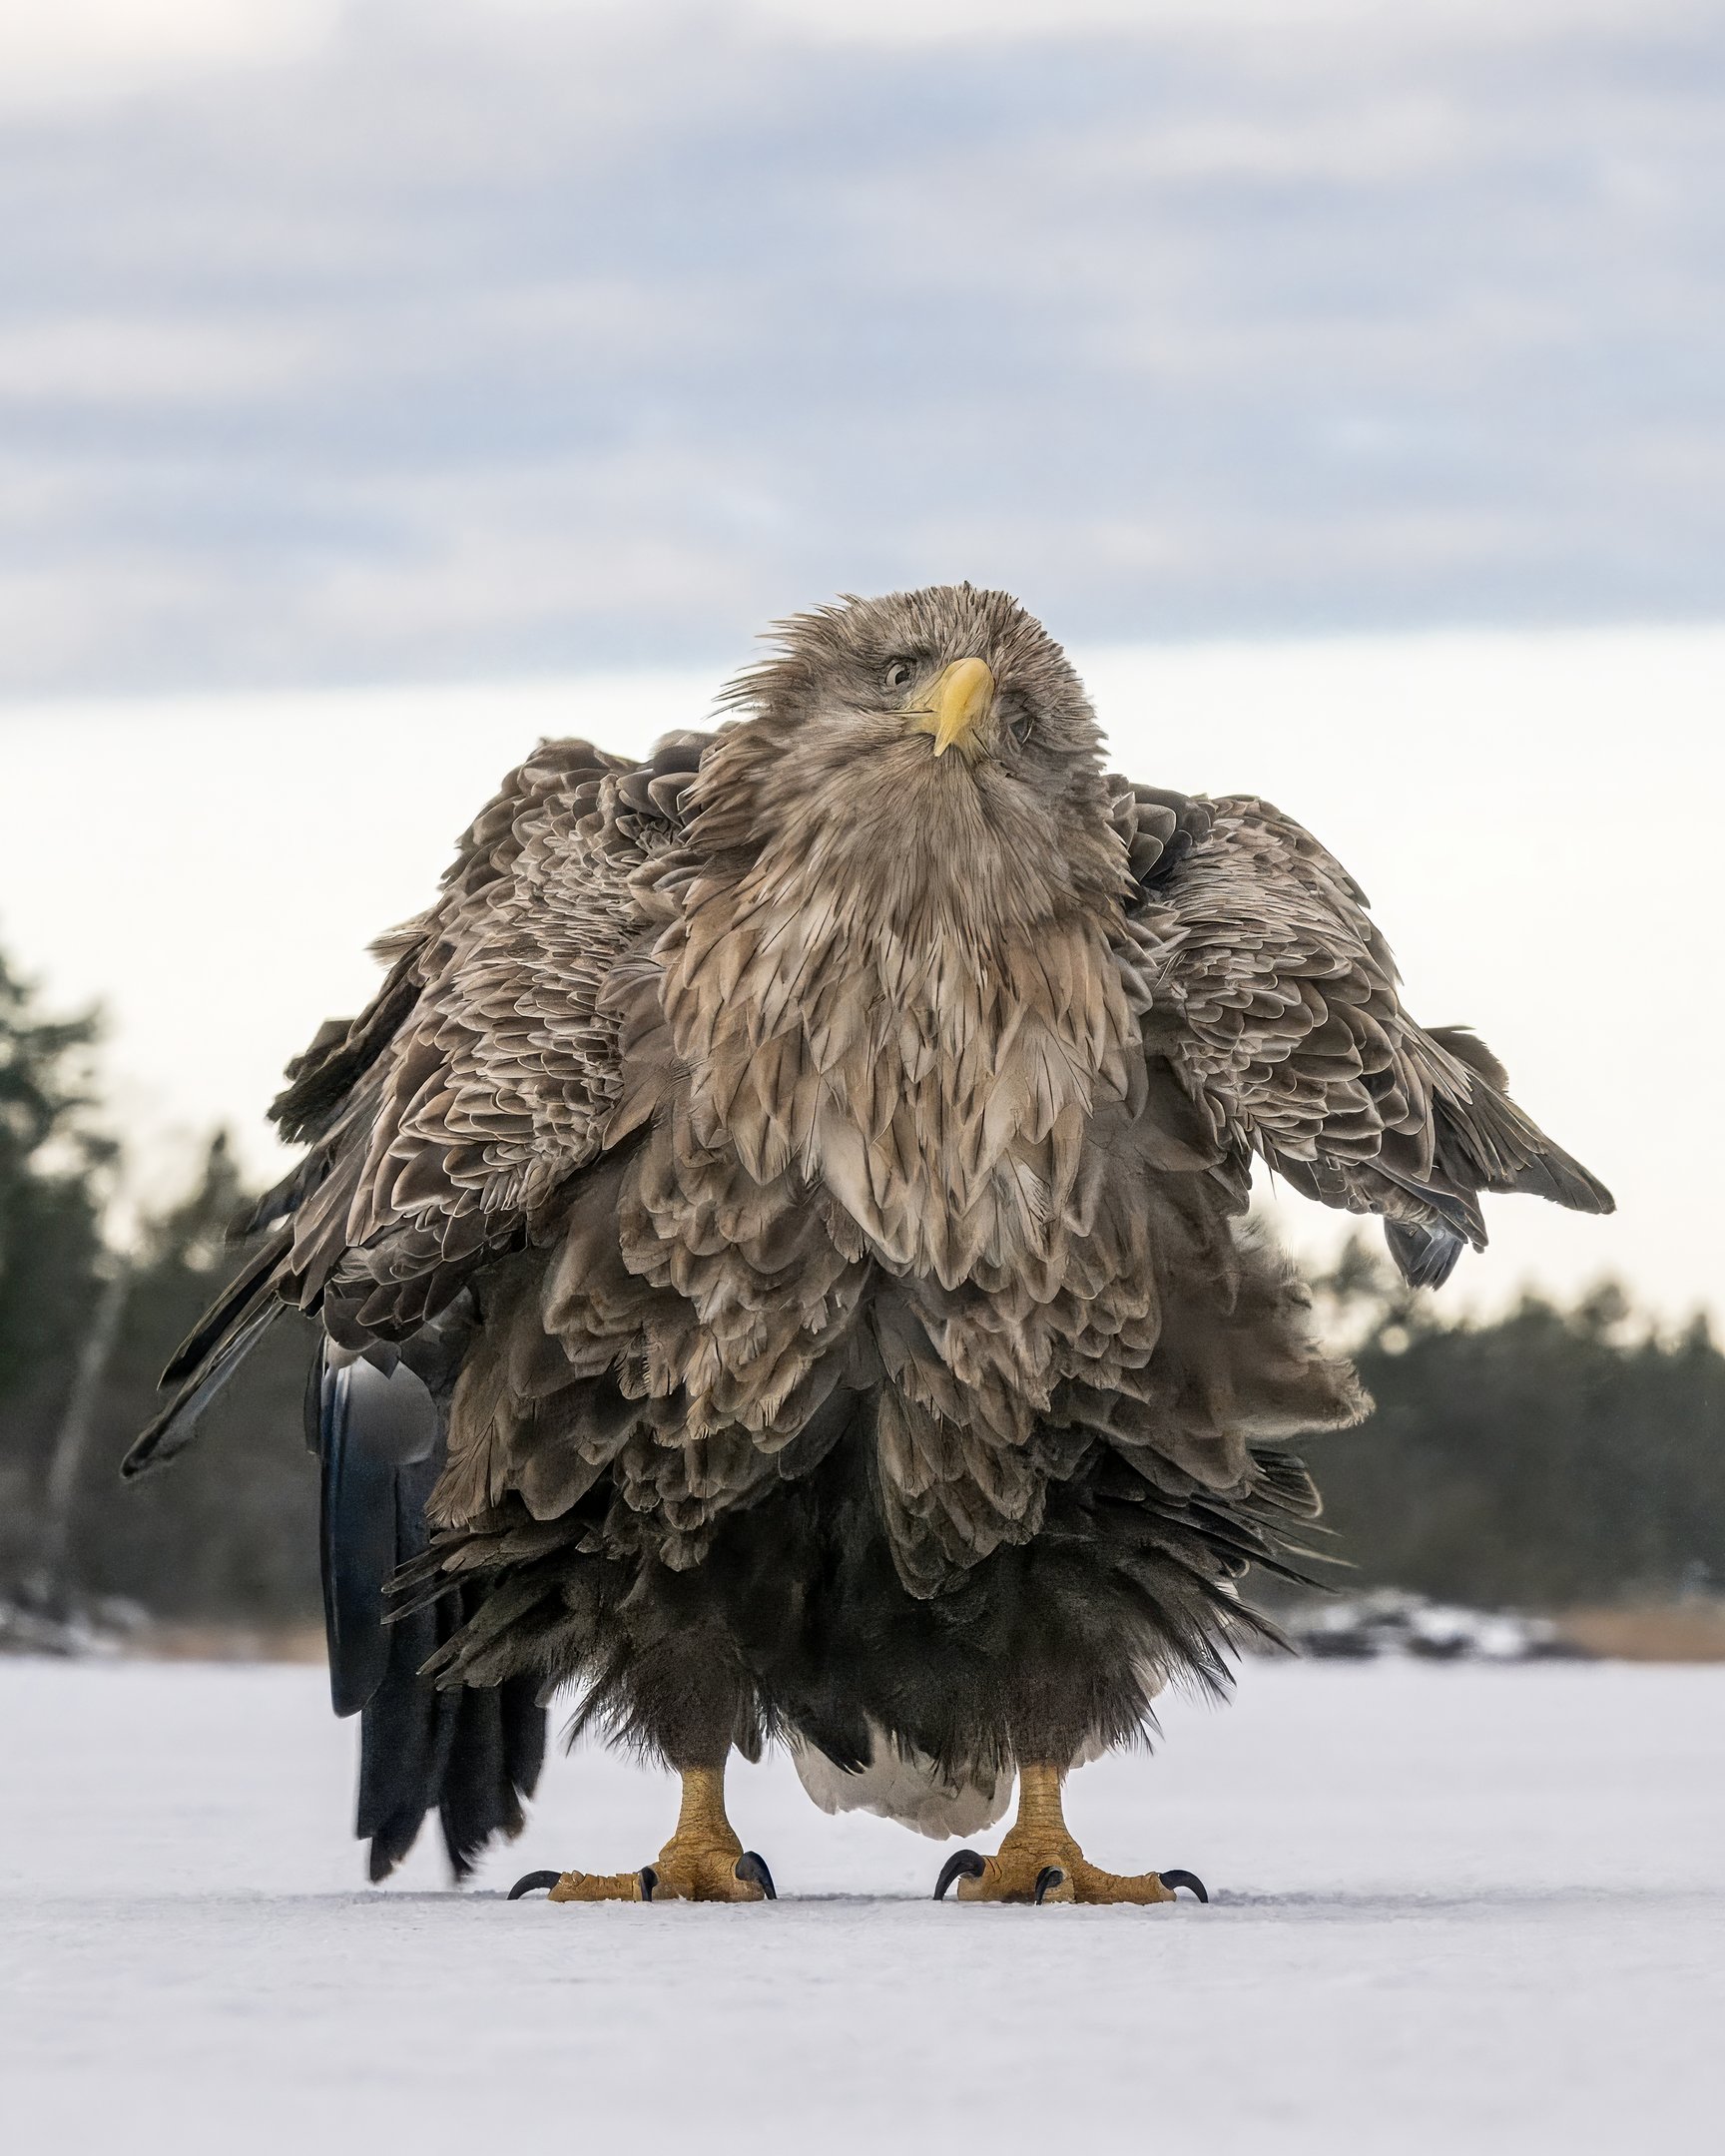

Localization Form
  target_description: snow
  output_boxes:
[2,1657,1720,2156]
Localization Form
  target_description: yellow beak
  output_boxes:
[910,657,995,760]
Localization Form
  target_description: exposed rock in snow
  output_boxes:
[1282,1590,1583,1662]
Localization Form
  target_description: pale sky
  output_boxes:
[2,622,1713,1323]
[3,1,1723,692]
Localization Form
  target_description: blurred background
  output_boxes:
[1,0,1720,1653]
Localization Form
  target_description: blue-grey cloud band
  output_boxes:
[0,0,1720,696]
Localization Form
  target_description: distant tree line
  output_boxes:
[0,930,1718,1628]
[0,941,316,1626]
[1305,1239,1723,1608]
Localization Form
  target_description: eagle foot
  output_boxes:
[513,1764,775,1905]
[932,1765,1208,1907]
[635,1832,775,1903]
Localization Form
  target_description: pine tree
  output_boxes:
[62,1133,320,1629]
[1308,1234,1725,1607]
[0,942,113,1588]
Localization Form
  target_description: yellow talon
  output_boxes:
[934,1764,1202,1906]
[516,1764,776,1905]
[546,1867,652,1902]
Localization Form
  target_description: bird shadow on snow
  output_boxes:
[412,1884,1702,1919]
[36,1884,1703,1924]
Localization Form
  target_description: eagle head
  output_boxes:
[701,583,1128,945]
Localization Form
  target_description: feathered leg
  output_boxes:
[510,1757,777,1905]
[932,1764,1207,1907]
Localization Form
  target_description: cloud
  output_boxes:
[0,1,344,110]
[0,0,1721,692]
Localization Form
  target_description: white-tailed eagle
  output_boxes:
[130,586,1611,1903]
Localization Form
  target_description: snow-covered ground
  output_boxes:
[2,1658,1719,2155]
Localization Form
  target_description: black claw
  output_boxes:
[933,1849,987,1900]
[1159,1869,1209,1903]
[1033,1867,1066,1904]
[507,1871,562,1900]
[735,1852,778,1899]
[639,1867,658,1902]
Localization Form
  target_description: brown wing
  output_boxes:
[287,729,717,1342]
[124,729,714,1475]
[1108,785,1613,1287]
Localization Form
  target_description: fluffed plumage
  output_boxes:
[129,585,1611,1873]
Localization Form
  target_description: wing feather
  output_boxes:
[1108,787,1613,1287]
[291,730,715,1337]
[128,730,715,1472]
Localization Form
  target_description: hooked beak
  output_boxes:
[908,657,995,760]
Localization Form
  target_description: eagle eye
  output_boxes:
[882,658,913,694]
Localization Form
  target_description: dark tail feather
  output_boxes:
[357,1572,462,1881]
[122,1300,283,1479]
[430,1674,546,1880]
[356,1653,544,1884]
[319,1354,438,1714]
[313,1344,546,1881]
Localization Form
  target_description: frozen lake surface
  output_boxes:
[2,1656,1720,2154]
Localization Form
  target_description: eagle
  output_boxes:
[128,586,1612,1905]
